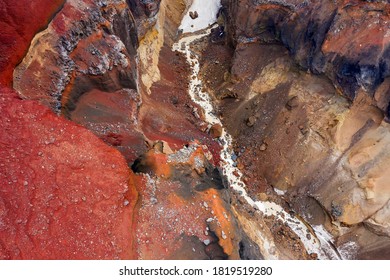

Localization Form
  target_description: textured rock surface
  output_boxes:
[0,0,226,260]
[0,0,65,86]
[0,88,137,259]
[13,0,217,164]
[14,0,139,112]
[223,0,390,116]
[199,0,390,259]
[133,142,252,259]
[12,0,149,164]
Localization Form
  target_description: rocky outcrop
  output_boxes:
[223,0,390,117]
[14,0,139,113]
[12,0,188,165]
[12,0,215,164]
[3,0,390,260]
[12,0,150,164]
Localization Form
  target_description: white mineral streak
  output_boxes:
[273,187,287,196]
[179,0,222,33]
[173,0,340,259]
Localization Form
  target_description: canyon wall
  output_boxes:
[0,0,252,259]
[211,0,390,258]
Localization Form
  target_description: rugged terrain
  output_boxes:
[1,0,390,259]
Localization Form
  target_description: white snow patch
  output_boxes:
[179,0,221,33]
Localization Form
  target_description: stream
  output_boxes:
[172,0,341,260]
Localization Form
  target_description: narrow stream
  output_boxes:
[172,0,340,260]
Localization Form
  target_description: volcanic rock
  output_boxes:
[3,0,390,261]
[223,0,390,117]
[0,0,65,87]
[134,142,246,259]
[246,116,256,127]
[0,88,137,259]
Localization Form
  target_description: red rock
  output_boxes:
[14,0,139,112]
[10,0,149,165]
[141,45,222,164]
[0,0,65,86]
[11,0,222,167]
[0,88,137,259]
[70,88,146,164]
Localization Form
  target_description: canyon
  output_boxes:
[1,0,390,259]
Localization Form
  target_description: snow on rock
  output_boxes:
[179,0,221,34]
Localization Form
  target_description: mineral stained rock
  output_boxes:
[0,0,228,260]
[0,0,65,86]
[133,142,248,260]
[206,0,390,259]
[223,0,390,116]
[0,88,137,259]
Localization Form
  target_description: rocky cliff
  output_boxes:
[209,0,390,258]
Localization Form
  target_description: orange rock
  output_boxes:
[201,189,238,257]
[134,143,241,259]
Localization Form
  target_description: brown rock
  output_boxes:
[219,88,238,99]
[226,0,390,116]
[259,143,268,151]
[258,193,268,202]
[286,96,299,110]
[246,116,256,127]
[310,253,318,260]
[189,11,198,20]
[209,123,223,138]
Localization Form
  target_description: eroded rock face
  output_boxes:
[14,0,139,113]
[12,0,164,165]
[223,0,390,116]
[201,0,390,258]
[1,0,232,260]
[0,88,137,259]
